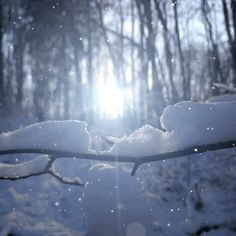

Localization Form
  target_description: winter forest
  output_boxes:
[0,0,235,125]
[0,0,236,236]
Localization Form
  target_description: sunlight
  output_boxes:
[98,79,124,119]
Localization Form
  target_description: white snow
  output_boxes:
[0,121,91,180]
[106,100,236,157]
[0,100,235,159]
[104,125,170,157]
[0,155,49,178]
[0,120,91,153]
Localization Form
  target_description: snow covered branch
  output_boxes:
[0,140,235,182]
[0,154,84,186]
[0,98,236,185]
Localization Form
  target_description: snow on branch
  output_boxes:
[0,139,235,182]
[0,154,84,186]
[0,155,50,179]
[0,98,236,185]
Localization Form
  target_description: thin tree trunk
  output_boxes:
[73,40,83,118]
[231,0,236,84]
[95,0,119,80]
[172,0,188,100]
[154,0,178,102]
[0,0,4,105]
[202,0,224,94]
[136,0,148,124]
[118,0,125,85]
[131,0,136,118]
[223,0,236,84]
[142,0,165,118]
[231,0,236,43]
[15,30,24,105]
[61,34,69,119]
[70,10,84,120]
[87,0,94,123]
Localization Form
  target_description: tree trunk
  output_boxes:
[202,0,224,95]
[172,0,188,100]
[15,30,24,105]
[87,0,94,123]
[230,0,236,84]
[0,0,4,105]
[61,34,69,119]
[222,0,236,84]
[136,0,148,124]
[154,0,178,102]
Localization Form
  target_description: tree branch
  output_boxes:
[0,154,84,186]
[213,82,236,93]
[0,140,235,181]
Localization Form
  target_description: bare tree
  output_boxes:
[222,0,236,84]
[0,0,4,106]
[202,0,225,95]
[154,0,178,102]
[142,0,165,118]
[172,0,188,100]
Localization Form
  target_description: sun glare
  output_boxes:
[98,80,124,119]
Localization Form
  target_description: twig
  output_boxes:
[213,83,236,93]
[130,140,236,175]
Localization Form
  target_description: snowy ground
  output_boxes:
[0,99,236,236]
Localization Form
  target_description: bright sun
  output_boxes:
[98,80,124,119]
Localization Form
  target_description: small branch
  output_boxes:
[213,82,236,93]
[0,140,235,185]
[0,149,137,163]
[104,27,141,49]
[131,160,142,176]
[0,155,84,186]
[136,140,236,166]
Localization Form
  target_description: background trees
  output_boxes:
[0,0,235,128]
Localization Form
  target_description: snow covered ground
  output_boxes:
[0,96,236,236]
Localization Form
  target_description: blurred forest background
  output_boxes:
[0,0,235,128]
